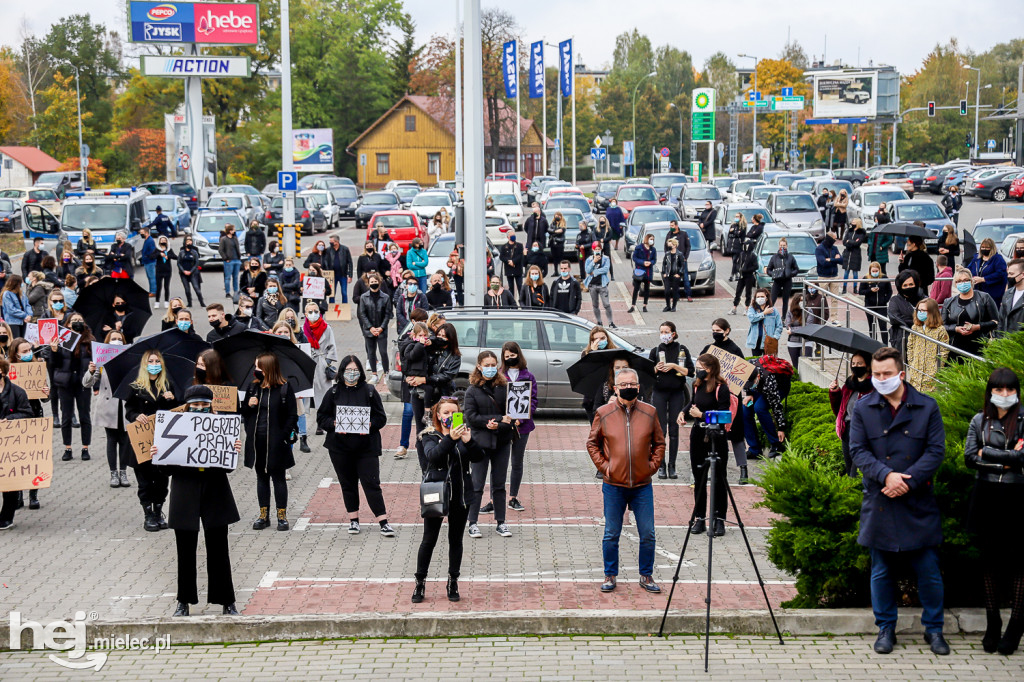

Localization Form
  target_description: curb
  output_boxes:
[0,608,997,648]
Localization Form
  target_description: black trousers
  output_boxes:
[690,428,729,522]
[105,427,129,470]
[506,273,522,299]
[329,451,388,521]
[631,278,650,306]
[0,491,19,524]
[363,333,389,373]
[550,244,564,268]
[771,279,793,317]
[179,273,205,307]
[134,460,169,506]
[155,271,172,302]
[468,442,512,525]
[174,525,235,606]
[665,277,680,307]
[509,431,531,499]
[416,501,469,580]
[733,273,755,307]
[256,469,288,509]
[866,312,889,345]
[59,385,91,447]
[652,389,687,467]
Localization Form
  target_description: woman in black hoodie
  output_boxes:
[648,321,694,480]
[317,354,394,537]
[45,312,95,462]
[177,234,205,308]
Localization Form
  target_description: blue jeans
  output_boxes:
[869,547,945,633]
[297,413,307,437]
[331,274,348,304]
[842,268,857,292]
[400,401,413,448]
[743,394,781,456]
[223,259,241,295]
[680,265,692,297]
[602,482,655,577]
[416,275,428,292]
[143,262,157,294]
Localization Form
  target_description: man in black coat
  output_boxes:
[999,258,1024,334]
[21,238,48,277]
[499,234,526,298]
[697,202,717,245]
[548,260,582,315]
[357,272,393,383]
[523,203,549,253]
[323,236,354,304]
[244,222,266,258]
[205,304,245,342]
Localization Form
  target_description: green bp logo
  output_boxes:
[695,92,710,110]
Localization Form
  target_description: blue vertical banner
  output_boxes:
[503,40,518,99]
[529,41,544,99]
[559,39,572,97]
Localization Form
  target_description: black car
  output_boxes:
[261,196,325,235]
[923,164,970,195]
[969,169,1024,202]
[328,185,361,217]
[138,181,200,213]
[908,167,931,193]
[593,180,626,213]
[832,168,869,187]
[354,191,401,229]
[0,198,20,233]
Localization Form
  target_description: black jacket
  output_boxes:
[280,268,302,305]
[206,315,247,343]
[356,253,385,279]
[21,249,47,278]
[0,378,33,420]
[167,466,240,530]
[125,381,180,424]
[519,282,548,309]
[746,221,765,243]
[499,242,526,276]
[524,213,549,249]
[662,250,688,280]
[463,381,513,451]
[323,244,353,277]
[726,223,746,254]
[417,429,485,508]
[154,248,176,275]
[425,349,460,403]
[842,228,867,272]
[699,338,745,359]
[547,222,566,250]
[240,270,268,298]
[317,382,387,456]
[525,249,549,276]
[999,286,1024,334]
[177,245,202,277]
[858,279,893,311]
[649,341,693,393]
[105,242,134,277]
[484,289,518,308]
[357,290,393,336]
[43,344,92,389]
[902,250,935,289]
[737,240,759,275]
[263,251,285,276]
[887,291,918,354]
[244,228,266,256]
[241,381,298,472]
[766,251,799,281]
[548,276,582,314]
[698,208,717,242]
[965,412,1024,485]
[663,229,691,261]
[425,286,452,310]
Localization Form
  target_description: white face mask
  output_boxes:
[871,373,903,396]
[755,297,767,306]
[991,393,1019,410]
[307,312,320,322]
[659,333,673,345]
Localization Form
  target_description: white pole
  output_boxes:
[73,66,84,186]
[463,0,485,306]
[454,1,463,191]
[281,0,296,259]
[542,43,547,178]
[516,41,521,184]
[570,37,576,186]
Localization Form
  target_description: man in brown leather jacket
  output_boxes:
[586,367,665,594]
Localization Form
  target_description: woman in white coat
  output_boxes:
[302,299,338,437]
[89,330,133,488]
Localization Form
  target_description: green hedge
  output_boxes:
[558,166,594,182]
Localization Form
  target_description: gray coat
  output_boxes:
[999,287,1024,335]
[27,281,53,317]
[88,368,121,430]
[304,324,338,400]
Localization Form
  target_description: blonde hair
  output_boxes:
[132,349,171,400]
[162,297,185,323]
[666,238,679,249]
[953,266,972,283]
[866,261,883,277]
[735,214,748,229]
[914,297,942,329]
[270,321,297,342]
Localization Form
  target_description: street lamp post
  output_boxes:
[967,65,982,159]
[668,102,683,170]
[68,64,85,187]
[631,70,657,176]
[738,54,758,169]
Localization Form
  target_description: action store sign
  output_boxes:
[129,2,260,45]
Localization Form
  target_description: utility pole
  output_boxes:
[570,37,576,186]
[281,0,296,258]
[454,0,463,191]
[70,64,84,187]
[463,0,485,306]
[967,66,981,160]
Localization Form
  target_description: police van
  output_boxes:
[22,188,150,261]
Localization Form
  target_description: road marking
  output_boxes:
[257,575,794,586]
[293,521,772,531]
[318,477,333,488]
[258,570,280,588]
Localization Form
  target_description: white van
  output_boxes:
[23,189,149,261]
[484,180,524,207]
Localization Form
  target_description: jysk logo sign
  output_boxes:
[144,23,182,41]
[129,2,259,45]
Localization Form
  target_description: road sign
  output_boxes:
[590,148,607,160]
[359,153,366,166]
[771,96,805,111]
[855,143,863,151]
[277,170,297,192]
[748,91,762,101]
[80,143,90,158]
[554,138,560,149]
[987,139,997,149]
[743,100,769,108]
[660,147,670,158]
[141,55,252,78]
[659,158,670,173]
[689,161,702,181]
[593,136,602,148]
[600,134,614,146]
[717,142,725,154]
[754,145,763,156]
[782,87,793,97]
[180,153,191,170]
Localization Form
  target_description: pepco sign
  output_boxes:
[129,2,259,45]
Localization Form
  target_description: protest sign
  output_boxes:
[324,303,351,321]
[0,417,53,492]
[24,323,39,345]
[506,380,533,420]
[706,346,755,396]
[335,405,370,434]
[205,384,238,413]
[322,270,335,292]
[152,411,242,470]
[57,327,80,353]
[8,361,48,399]
[127,419,155,464]
[302,276,326,300]
[92,342,129,367]
[38,319,59,346]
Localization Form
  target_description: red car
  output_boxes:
[1010,173,1024,202]
[365,210,427,253]
[613,184,661,217]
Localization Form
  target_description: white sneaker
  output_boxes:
[496,523,512,537]
[348,520,360,535]
[468,523,482,538]
[394,446,408,459]
[368,373,379,384]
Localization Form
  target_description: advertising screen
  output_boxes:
[813,71,878,118]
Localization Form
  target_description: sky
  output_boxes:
[4,0,1021,78]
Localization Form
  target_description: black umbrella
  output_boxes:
[873,221,932,239]
[791,323,882,356]
[213,330,316,394]
[961,228,978,265]
[132,327,212,360]
[104,349,196,401]
[74,277,152,340]
[567,349,657,398]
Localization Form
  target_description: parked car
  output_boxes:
[614,184,661,218]
[34,170,85,198]
[771,174,805,189]
[354,191,401,229]
[968,169,1024,202]
[970,219,1024,250]
[206,192,259,226]
[712,177,738,196]
[811,179,855,197]
[791,179,817,194]
[886,200,950,249]
[635,221,715,295]
[297,174,336,190]
[261,183,281,197]
[676,184,723,220]
[541,208,585,260]
[0,198,21,233]
[798,169,834,179]
[411,190,456,226]
[134,181,198,213]
[998,232,1024,259]
[328,185,361,218]
[864,170,915,198]
[649,173,690,201]
[425,232,501,281]
[387,308,646,408]
[753,228,819,290]
[907,167,931,194]
[300,189,342,229]
[847,186,910,229]
[714,203,778,254]
[543,194,595,229]
[0,187,62,217]
[485,211,515,245]
[214,184,269,209]
[832,168,870,187]
[311,176,356,191]
[261,195,324,235]
[538,180,572,205]
[365,210,427,253]
[1011,173,1024,202]
[940,166,979,194]
[526,175,557,205]
[727,179,767,203]
[593,180,625,213]
[623,205,682,254]
[188,208,247,264]
[748,185,786,206]
[144,194,191,235]
[393,185,420,209]
[763,191,824,240]
[923,164,970,194]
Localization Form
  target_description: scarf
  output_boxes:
[386,251,403,286]
[303,315,328,350]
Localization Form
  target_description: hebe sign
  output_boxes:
[129,2,259,45]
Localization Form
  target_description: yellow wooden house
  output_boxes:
[347,95,553,189]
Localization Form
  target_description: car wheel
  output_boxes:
[993,188,1008,203]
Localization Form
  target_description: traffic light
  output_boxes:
[928,101,936,117]
[966,133,973,148]
[959,99,968,116]
[851,134,858,143]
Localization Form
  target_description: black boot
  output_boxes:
[412,579,425,603]
[277,508,289,531]
[299,436,311,453]
[446,575,460,602]
[15,491,23,510]
[143,504,160,532]
[997,618,1024,656]
[172,601,189,617]
[658,466,667,479]
[154,503,168,529]
[739,466,749,485]
[983,610,1002,653]
[668,464,677,479]
[28,490,39,510]
[252,507,270,530]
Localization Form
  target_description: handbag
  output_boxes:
[420,466,451,518]
[324,361,337,382]
[764,335,780,357]
[633,267,647,279]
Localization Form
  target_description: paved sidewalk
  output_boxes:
[1,635,1017,681]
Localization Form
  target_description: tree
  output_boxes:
[112,69,183,131]
[779,41,809,71]
[0,49,32,142]
[748,58,809,165]
[112,129,165,179]
[27,73,91,160]
[480,9,518,165]
[389,13,419,101]
[58,156,105,186]
[13,21,51,131]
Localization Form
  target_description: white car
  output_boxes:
[410,190,455,225]
[728,180,767,204]
[299,190,341,229]
[487,192,524,226]
[485,211,515,245]
[206,192,259,226]
[384,180,420,191]
[847,186,910,229]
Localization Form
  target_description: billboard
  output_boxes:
[293,129,335,172]
[813,71,878,118]
[141,55,251,77]
[129,2,260,45]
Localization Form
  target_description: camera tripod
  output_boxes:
[657,422,784,671]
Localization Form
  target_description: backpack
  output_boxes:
[717,383,739,433]
[754,355,794,401]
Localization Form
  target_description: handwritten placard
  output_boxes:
[0,417,53,492]
[127,419,155,464]
[93,342,129,367]
[323,270,335,292]
[8,361,48,399]
[706,346,755,396]
[24,322,39,345]
[205,384,238,413]
[506,380,533,419]
[38,318,59,346]
[335,405,370,434]
[302,276,326,300]
[152,411,242,470]
[324,303,351,321]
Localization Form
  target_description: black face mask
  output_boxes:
[171,306,183,317]
[253,369,265,382]
[504,355,519,367]
[901,287,919,302]
[369,283,380,291]
[617,387,639,402]
[712,332,726,344]
[850,365,868,378]
[70,321,84,333]
[980,249,991,257]
[195,367,207,383]
[1015,250,1024,258]
[114,304,126,312]
[695,368,709,381]
[0,335,7,344]
[432,283,442,291]
[433,337,448,348]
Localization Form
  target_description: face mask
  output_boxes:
[53,302,64,311]
[369,282,380,291]
[531,246,539,253]
[177,320,191,332]
[991,393,1020,410]
[240,307,253,316]
[147,363,162,376]
[695,368,709,381]
[560,271,570,278]
[267,287,278,295]
[109,340,124,347]
[85,261,93,267]
[712,331,726,344]
[20,353,33,363]
[504,355,519,367]
[189,406,213,413]
[343,369,360,384]
[917,310,928,322]
[870,270,880,278]
[1015,250,1024,258]
[307,311,320,322]
[171,306,182,317]
[195,367,207,383]
[254,369,265,381]
[755,297,767,306]
[490,283,500,291]
[481,366,498,380]
[956,281,971,294]
[63,256,70,262]
[980,249,991,257]
[71,321,84,332]
[660,333,673,345]
[407,283,419,294]
[432,282,442,290]
[318,245,325,252]
[441,416,454,429]
[597,339,608,350]
[530,273,539,281]
[617,387,639,402]
[871,373,903,395]
[284,266,295,273]
[114,303,126,312]
[850,365,868,378]
[0,335,6,344]
[901,287,918,300]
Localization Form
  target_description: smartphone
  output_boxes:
[452,412,464,430]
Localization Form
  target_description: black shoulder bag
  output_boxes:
[420,442,451,518]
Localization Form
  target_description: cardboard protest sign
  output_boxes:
[302,276,326,300]
[0,417,53,492]
[322,270,335,292]
[205,384,238,413]
[707,346,755,396]
[152,411,242,470]
[127,419,155,464]
[324,303,351,321]
[506,380,533,420]
[92,342,129,367]
[8,361,48,399]
[24,322,39,345]
[37,318,59,346]
[335,405,370,434]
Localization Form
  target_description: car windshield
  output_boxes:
[61,204,127,231]
[412,194,451,207]
[271,197,307,208]
[630,208,678,225]
[227,185,258,195]
[209,196,242,209]
[428,234,454,256]
[726,207,775,224]
[170,183,194,195]
[863,190,908,206]
[793,181,815,193]
[975,223,1024,244]
[546,197,589,212]
[761,235,816,255]
[895,204,946,221]
[617,186,657,201]
[488,194,518,206]
[394,187,419,200]
[645,226,706,250]
[735,181,765,194]
[651,175,687,189]
[363,193,399,205]
[546,212,583,229]
[304,193,328,207]
[713,178,736,190]
[322,178,353,187]
[195,214,244,233]
[330,188,358,201]
[751,187,782,200]
[0,199,17,211]
[773,195,817,212]
[35,173,65,184]
[145,197,177,212]
[883,172,909,179]
[683,187,721,200]
[374,215,415,228]
[28,190,57,201]
[485,217,507,227]
[598,182,624,192]
[817,181,853,194]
